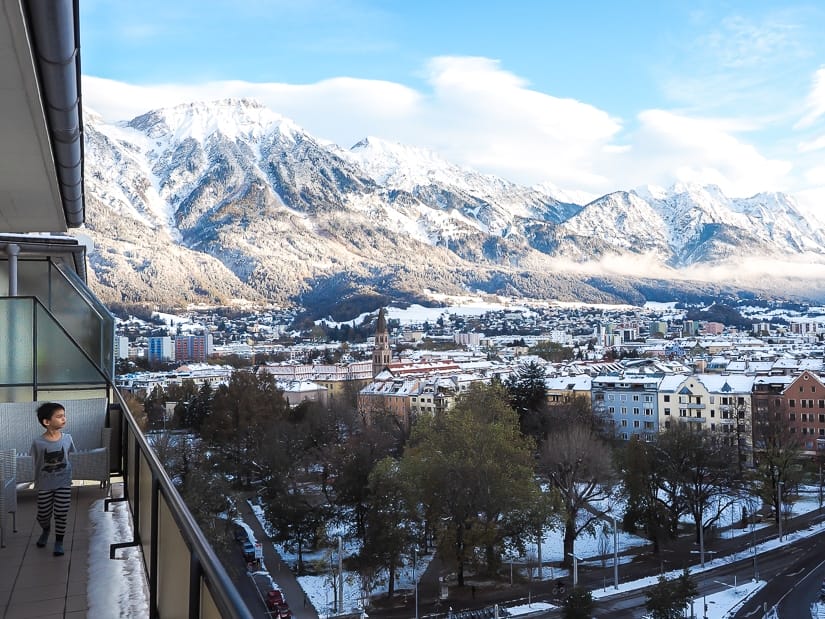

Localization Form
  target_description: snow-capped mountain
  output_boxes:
[79,98,825,312]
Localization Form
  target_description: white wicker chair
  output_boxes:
[0,449,17,548]
[68,427,111,488]
[1,399,112,489]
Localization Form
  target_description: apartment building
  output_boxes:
[591,375,662,441]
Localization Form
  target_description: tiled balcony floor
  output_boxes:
[0,482,115,619]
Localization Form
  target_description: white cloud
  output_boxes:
[795,66,825,129]
[616,110,792,197]
[82,56,798,200]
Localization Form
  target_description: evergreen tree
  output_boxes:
[644,570,698,619]
[401,382,542,586]
[505,360,549,439]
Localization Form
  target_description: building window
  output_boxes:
[621,407,628,415]
[621,420,628,427]
[790,400,796,407]
[633,420,640,428]
[664,408,671,416]
[710,396,715,404]
[633,395,640,401]
[790,413,796,421]
[664,395,671,402]
[802,400,808,408]
[633,407,640,415]
[608,406,615,414]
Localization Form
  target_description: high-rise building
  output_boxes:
[174,334,214,362]
[114,335,130,359]
[148,336,174,363]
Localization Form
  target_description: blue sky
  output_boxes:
[80,1,825,207]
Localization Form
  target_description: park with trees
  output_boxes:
[136,362,809,615]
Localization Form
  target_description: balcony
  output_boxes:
[2,2,252,615]
[1,258,252,619]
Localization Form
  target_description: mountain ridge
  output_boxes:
[78,98,825,315]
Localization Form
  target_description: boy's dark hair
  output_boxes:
[37,402,65,426]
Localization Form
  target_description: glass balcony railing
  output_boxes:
[14,258,115,380]
[0,296,109,401]
[108,392,254,619]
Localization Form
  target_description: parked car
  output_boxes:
[275,602,291,619]
[242,541,256,562]
[266,589,284,610]
[233,526,249,542]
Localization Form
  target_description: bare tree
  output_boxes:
[540,424,614,567]
[656,425,739,544]
[752,408,803,523]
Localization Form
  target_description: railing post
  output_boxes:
[6,243,19,295]
[190,554,202,619]
[150,476,160,619]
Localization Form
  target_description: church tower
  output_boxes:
[372,307,392,377]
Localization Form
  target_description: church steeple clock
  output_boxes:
[372,307,391,377]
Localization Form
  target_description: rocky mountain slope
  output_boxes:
[80,98,825,314]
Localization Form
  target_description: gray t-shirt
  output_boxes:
[30,433,75,491]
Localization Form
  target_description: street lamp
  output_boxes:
[751,513,759,580]
[777,481,784,542]
[698,499,705,568]
[611,514,619,590]
[413,547,419,619]
[568,553,582,587]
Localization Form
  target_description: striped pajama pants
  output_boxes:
[36,487,72,535]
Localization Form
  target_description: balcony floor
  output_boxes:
[1,482,116,619]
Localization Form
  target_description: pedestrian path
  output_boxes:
[238,499,320,619]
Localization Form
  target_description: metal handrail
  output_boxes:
[110,388,253,619]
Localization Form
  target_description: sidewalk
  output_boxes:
[238,500,320,619]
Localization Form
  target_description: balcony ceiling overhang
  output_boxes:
[0,0,84,234]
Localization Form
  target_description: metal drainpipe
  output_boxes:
[6,243,20,296]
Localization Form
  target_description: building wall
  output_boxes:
[592,376,660,441]
[784,371,825,453]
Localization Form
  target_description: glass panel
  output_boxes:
[0,258,8,293]
[49,267,103,363]
[16,259,50,302]
[35,304,106,385]
[37,387,108,401]
[0,298,34,384]
[52,263,115,380]
[0,386,34,402]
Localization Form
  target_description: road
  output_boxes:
[733,535,825,619]
[547,518,825,618]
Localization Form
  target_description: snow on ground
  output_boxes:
[88,497,150,618]
[248,488,825,617]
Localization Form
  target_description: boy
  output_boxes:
[30,402,75,556]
